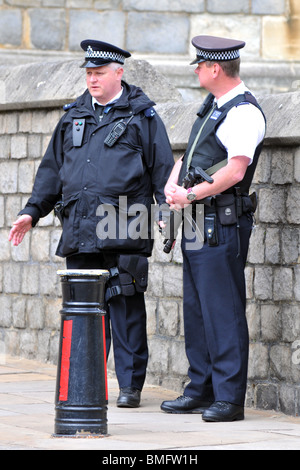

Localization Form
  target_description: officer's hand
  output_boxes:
[8,215,33,246]
[165,182,188,210]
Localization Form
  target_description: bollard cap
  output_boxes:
[57,269,109,277]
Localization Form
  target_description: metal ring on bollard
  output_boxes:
[53,269,109,437]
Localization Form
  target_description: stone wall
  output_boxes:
[0,59,300,416]
[1,1,300,100]
[0,0,296,60]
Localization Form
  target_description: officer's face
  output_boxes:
[194,62,212,88]
[86,65,123,104]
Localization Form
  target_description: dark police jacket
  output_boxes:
[20,81,174,257]
[178,92,266,194]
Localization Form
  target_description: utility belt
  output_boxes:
[105,254,148,302]
[193,189,257,250]
[197,190,257,224]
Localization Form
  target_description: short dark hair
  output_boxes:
[206,58,240,78]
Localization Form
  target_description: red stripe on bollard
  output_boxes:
[59,319,73,401]
[102,316,108,401]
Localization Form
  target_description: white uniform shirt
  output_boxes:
[216,82,266,165]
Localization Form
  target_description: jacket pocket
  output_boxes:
[95,196,153,253]
[56,197,80,255]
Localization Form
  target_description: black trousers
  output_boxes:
[66,253,148,391]
[181,213,252,406]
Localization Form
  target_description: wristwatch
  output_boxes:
[186,188,197,201]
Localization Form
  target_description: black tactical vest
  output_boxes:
[178,91,266,194]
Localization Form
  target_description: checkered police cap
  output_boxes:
[190,35,245,65]
[80,40,131,68]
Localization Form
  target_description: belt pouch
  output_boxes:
[215,194,237,225]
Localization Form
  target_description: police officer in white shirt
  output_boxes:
[161,35,266,422]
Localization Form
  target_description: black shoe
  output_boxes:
[117,387,141,408]
[202,401,244,422]
[161,395,212,414]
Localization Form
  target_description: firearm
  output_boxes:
[162,167,214,253]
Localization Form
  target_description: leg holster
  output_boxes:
[105,255,148,302]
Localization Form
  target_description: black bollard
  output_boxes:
[54,269,109,437]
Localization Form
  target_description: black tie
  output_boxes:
[94,103,105,122]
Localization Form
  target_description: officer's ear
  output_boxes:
[115,66,124,81]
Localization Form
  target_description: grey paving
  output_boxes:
[0,355,300,451]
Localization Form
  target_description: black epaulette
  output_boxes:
[144,107,156,118]
[63,101,77,112]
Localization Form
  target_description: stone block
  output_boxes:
[11,134,27,159]
[147,337,169,375]
[69,10,125,51]
[294,266,300,301]
[27,135,42,159]
[18,111,32,133]
[273,267,293,301]
[281,227,299,264]
[31,229,50,262]
[248,343,269,379]
[12,296,26,329]
[282,304,300,343]
[0,9,22,46]
[258,188,285,224]
[94,0,121,9]
[263,16,300,61]
[45,298,61,330]
[245,266,254,299]
[39,265,59,296]
[124,0,204,13]
[261,304,281,342]
[207,0,249,14]
[29,9,66,50]
[11,237,30,262]
[145,299,157,336]
[0,196,4,228]
[0,229,11,262]
[21,264,39,295]
[0,161,18,193]
[158,300,179,337]
[2,261,21,294]
[18,161,35,193]
[127,13,189,54]
[27,297,44,329]
[295,147,300,182]
[271,148,293,184]
[254,266,273,300]
[19,329,38,358]
[246,302,260,341]
[270,344,292,380]
[286,186,300,224]
[252,148,271,183]
[255,384,278,411]
[169,340,189,376]
[248,225,265,264]
[163,264,183,298]
[265,227,280,265]
[252,0,286,15]
[279,383,297,416]
[0,135,11,159]
[0,295,12,328]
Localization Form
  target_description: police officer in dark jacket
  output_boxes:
[9,40,174,408]
[160,36,266,421]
